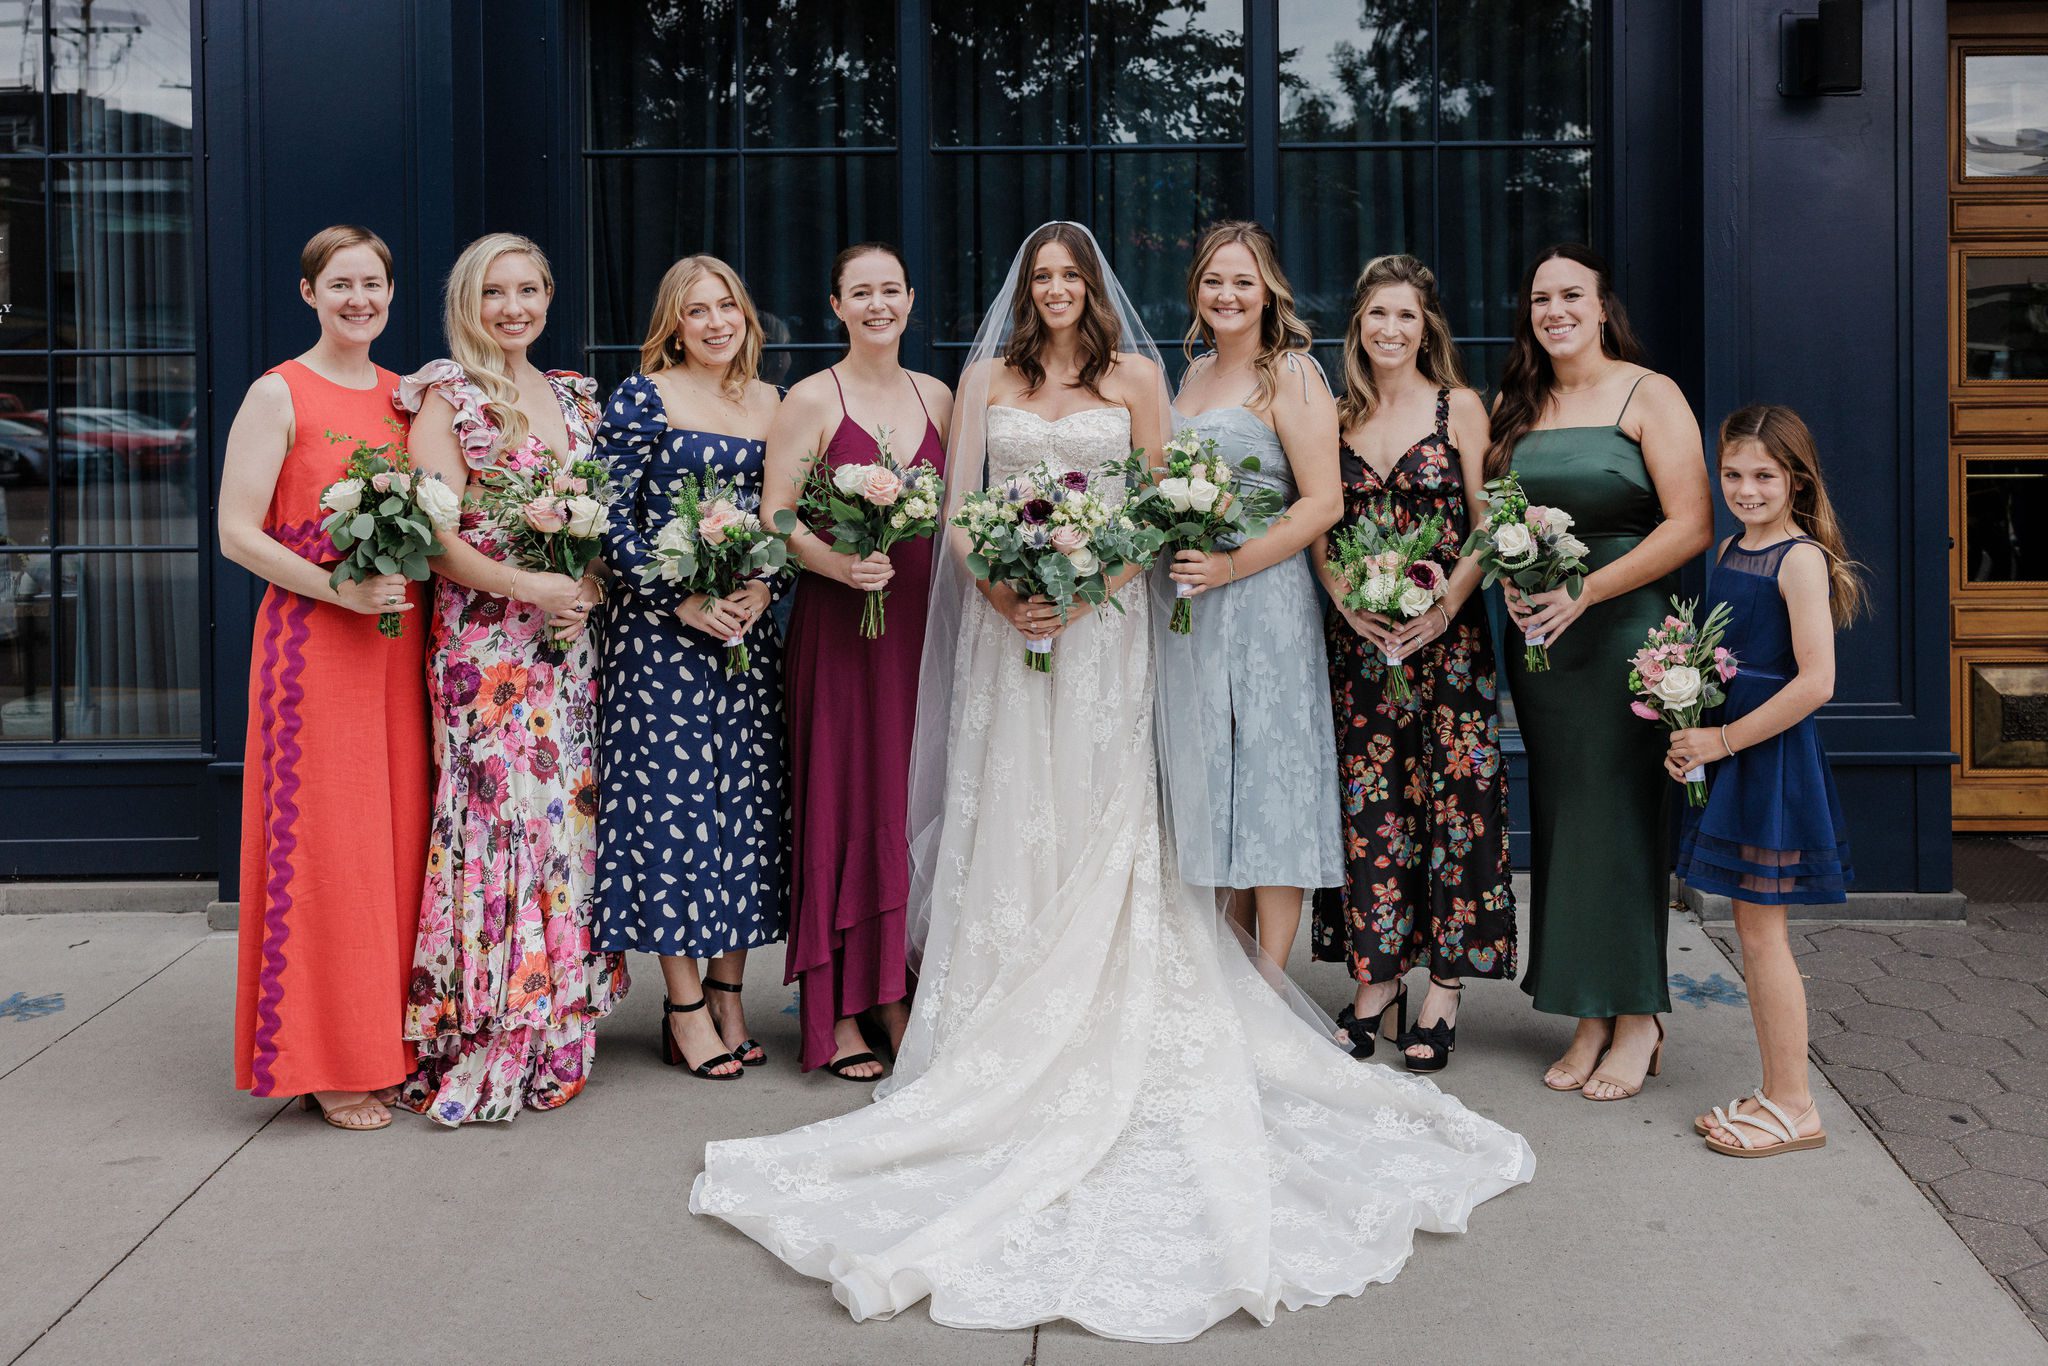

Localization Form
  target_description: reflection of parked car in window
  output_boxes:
[0,417,105,485]
[21,408,190,472]
[0,393,25,415]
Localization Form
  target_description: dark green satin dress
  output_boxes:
[1506,418,1674,1018]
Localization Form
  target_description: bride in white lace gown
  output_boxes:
[690,223,1533,1343]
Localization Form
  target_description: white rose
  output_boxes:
[1157,476,1193,512]
[413,475,462,531]
[1363,573,1400,610]
[1542,506,1575,537]
[320,478,364,513]
[654,518,694,552]
[1651,665,1703,709]
[1187,478,1220,514]
[565,494,606,539]
[1555,533,1589,559]
[1066,546,1100,577]
[1492,521,1534,559]
[1398,582,1435,617]
[831,463,870,497]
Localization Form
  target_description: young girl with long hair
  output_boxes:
[1671,404,1861,1156]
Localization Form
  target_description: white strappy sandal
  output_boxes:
[1695,1087,1763,1137]
[1703,1091,1827,1158]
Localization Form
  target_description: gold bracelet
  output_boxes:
[1720,725,1736,759]
[1433,603,1451,630]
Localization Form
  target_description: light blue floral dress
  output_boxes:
[1163,356,1343,890]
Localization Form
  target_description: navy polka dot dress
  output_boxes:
[592,374,789,960]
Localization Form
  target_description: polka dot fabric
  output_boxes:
[591,375,790,959]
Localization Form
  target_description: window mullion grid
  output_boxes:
[1429,0,1442,279]
[41,0,58,741]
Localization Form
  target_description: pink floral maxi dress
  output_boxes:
[396,359,628,1125]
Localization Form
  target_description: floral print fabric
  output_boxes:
[396,359,628,1125]
[1311,389,1517,984]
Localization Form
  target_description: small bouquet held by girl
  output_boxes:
[1110,428,1285,634]
[777,430,943,639]
[1461,470,1589,671]
[1328,511,1447,703]
[317,430,462,639]
[953,458,1163,673]
[1628,595,1738,808]
[640,472,791,675]
[470,453,616,643]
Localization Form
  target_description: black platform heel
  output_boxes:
[1398,976,1463,1074]
[661,996,742,1079]
[1334,983,1407,1060]
[702,977,766,1066]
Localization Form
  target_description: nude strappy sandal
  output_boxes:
[1696,1087,1765,1137]
[1704,1092,1827,1158]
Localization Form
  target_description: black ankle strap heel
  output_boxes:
[661,996,743,1079]
[701,978,766,1066]
[1398,976,1462,1074]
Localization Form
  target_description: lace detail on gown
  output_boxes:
[689,404,1533,1342]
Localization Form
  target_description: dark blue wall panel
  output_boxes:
[1696,0,1951,891]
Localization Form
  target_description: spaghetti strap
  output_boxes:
[827,366,849,416]
[906,370,933,426]
[1434,385,1451,436]
[1614,372,1651,427]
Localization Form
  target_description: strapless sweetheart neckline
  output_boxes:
[988,404,1129,426]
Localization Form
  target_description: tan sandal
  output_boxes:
[1543,1062,1590,1093]
[1704,1093,1826,1157]
[299,1093,392,1131]
[1696,1087,1764,1137]
[1582,1017,1665,1103]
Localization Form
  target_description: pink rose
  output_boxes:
[371,471,394,492]
[699,500,741,546]
[524,498,567,533]
[1630,701,1660,720]
[861,467,904,506]
[1049,525,1086,554]
[1523,508,1546,528]
[1640,659,1665,683]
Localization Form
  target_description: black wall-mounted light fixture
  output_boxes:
[1779,0,1865,97]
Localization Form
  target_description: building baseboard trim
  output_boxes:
[1674,878,1968,922]
[0,880,220,917]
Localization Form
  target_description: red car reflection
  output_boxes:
[23,408,192,471]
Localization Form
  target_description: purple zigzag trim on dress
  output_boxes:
[272,518,338,565]
[249,590,315,1096]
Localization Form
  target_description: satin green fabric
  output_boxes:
[1506,423,1674,1018]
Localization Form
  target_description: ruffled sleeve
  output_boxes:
[396,358,498,471]
[597,373,684,612]
[547,370,603,449]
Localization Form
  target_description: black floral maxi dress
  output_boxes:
[1310,388,1517,985]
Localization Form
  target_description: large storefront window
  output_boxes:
[0,0,199,744]
[1280,0,1594,388]
[585,1,1593,393]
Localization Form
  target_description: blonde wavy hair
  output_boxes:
[443,232,554,454]
[639,254,763,398]
[1181,221,1313,410]
[1337,254,1466,431]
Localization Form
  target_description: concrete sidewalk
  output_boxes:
[2,903,2039,1366]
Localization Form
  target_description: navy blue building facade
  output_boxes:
[0,1,1957,902]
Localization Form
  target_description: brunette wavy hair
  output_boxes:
[1718,404,1869,626]
[1336,254,1467,431]
[1484,243,1645,479]
[1002,222,1124,398]
[1181,221,1314,410]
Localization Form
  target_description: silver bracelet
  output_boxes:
[1720,725,1736,759]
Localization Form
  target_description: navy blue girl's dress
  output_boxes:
[1675,537,1852,905]
[593,373,789,958]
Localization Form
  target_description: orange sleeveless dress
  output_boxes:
[232,359,431,1097]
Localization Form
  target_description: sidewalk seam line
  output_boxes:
[6,1098,293,1366]
[0,935,211,1086]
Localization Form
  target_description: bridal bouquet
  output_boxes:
[639,472,791,675]
[1627,595,1739,808]
[776,430,943,639]
[317,430,461,639]
[471,453,615,643]
[953,459,1162,673]
[1109,428,1285,634]
[1460,470,1589,672]
[1328,511,1447,703]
